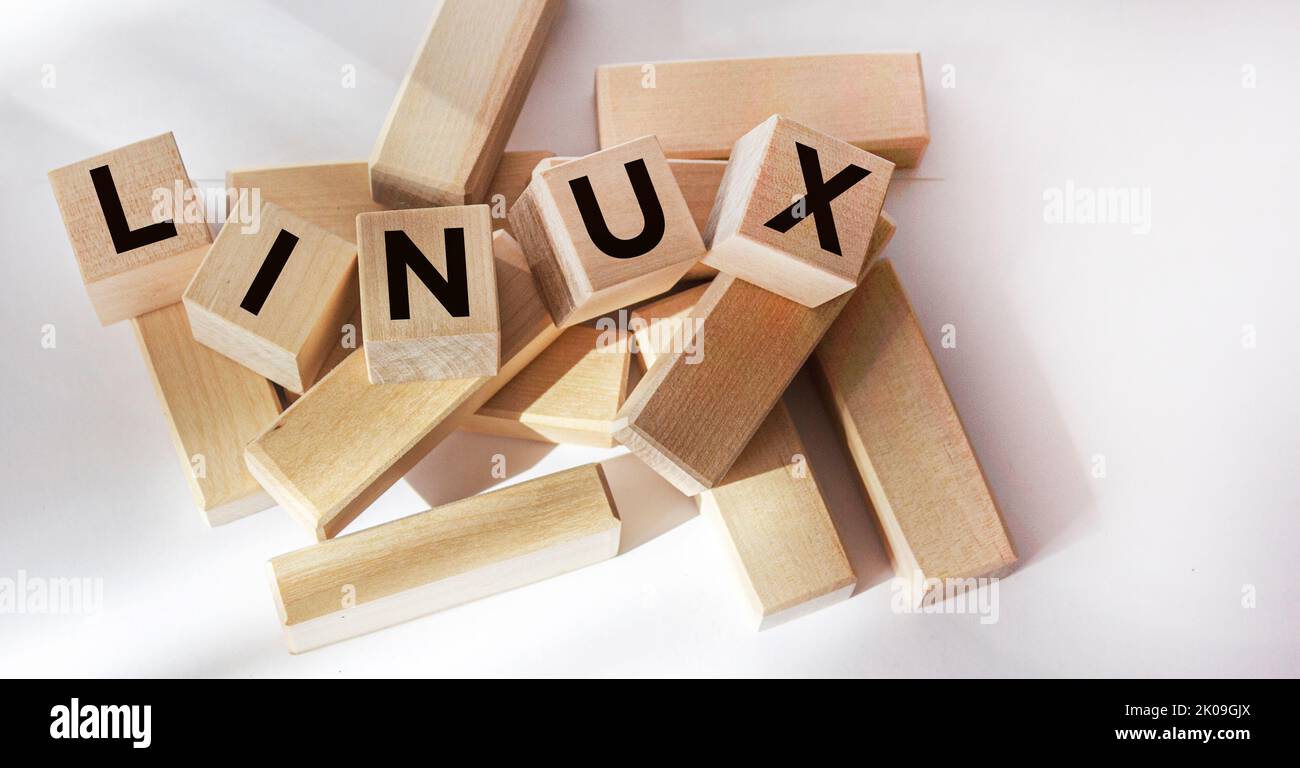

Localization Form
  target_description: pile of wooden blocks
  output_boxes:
[48,1,1015,653]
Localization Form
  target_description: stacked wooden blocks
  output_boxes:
[48,0,1014,652]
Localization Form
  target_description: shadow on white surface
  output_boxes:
[783,371,895,596]
[600,453,698,555]
[405,430,556,510]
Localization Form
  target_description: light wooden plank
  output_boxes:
[596,54,930,167]
[460,324,632,447]
[132,302,282,526]
[244,232,561,540]
[268,463,620,653]
[634,288,855,627]
[700,402,855,629]
[614,214,895,496]
[813,260,1017,591]
[369,0,560,207]
[225,162,387,243]
[628,282,710,370]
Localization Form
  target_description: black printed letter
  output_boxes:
[240,230,300,315]
[762,143,871,256]
[89,165,178,254]
[568,159,665,259]
[385,228,469,320]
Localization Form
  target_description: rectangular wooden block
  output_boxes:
[369,0,560,207]
[460,324,632,447]
[703,115,893,307]
[634,289,854,627]
[268,463,621,653]
[614,214,895,496]
[628,282,710,371]
[358,206,499,383]
[244,232,562,541]
[184,200,359,394]
[596,53,930,167]
[509,136,705,326]
[226,162,388,243]
[700,403,855,629]
[813,260,1017,588]
[132,302,282,526]
[49,133,212,325]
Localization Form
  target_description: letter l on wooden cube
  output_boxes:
[48,132,212,325]
[358,205,499,383]
[703,115,893,307]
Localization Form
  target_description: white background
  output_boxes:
[2,0,1297,677]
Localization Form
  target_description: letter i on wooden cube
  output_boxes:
[357,205,499,383]
[48,132,213,325]
[183,200,358,394]
[509,136,705,326]
[703,115,894,307]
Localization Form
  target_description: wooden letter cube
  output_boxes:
[509,136,705,326]
[49,133,212,325]
[183,200,358,394]
[357,205,499,383]
[703,115,893,307]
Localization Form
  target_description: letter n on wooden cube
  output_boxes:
[703,115,893,307]
[357,206,499,383]
[184,200,359,394]
[48,132,212,325]
[509,136,704,326]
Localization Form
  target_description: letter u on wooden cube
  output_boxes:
[357,205,499,383]
[703,115,893,307]
[509,136,705,326]
[183,200,359,394]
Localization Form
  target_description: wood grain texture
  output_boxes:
[49,132,212,325]
[184,200,358,393]
[132,302,282,526]
[460,324,632,447]
[596,54,930,167]
[699,402,855,629]
[279,302,362,406]
[615,213,895,496]
[813,259,1017,591]
[225,162,387,243]
[629,282,710,370]
[357,206,499,383]
[702,116,893,307]
[369,0,560,208]
[487,150,555,233]
[244,232,561,541]
[268,463,620,652]
[634,289,854,627]
[508,136,705,326]
[542,156,725,283]
[669,160,728,282]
